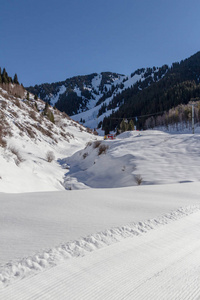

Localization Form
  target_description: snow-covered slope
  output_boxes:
[0,86,96,193]
[2,83,200,298]
[61,130,200,189]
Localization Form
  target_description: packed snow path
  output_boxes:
[1,183,200,265]
[1,209,200,299]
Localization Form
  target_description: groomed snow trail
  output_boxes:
[1,209,200,299]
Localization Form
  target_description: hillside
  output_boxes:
[102,51,200,132]
[26,51,200,134]
[27,67,169,130]
[0,84,96,193]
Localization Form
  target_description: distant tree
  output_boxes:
[13,73,19,84]
[47,110,55,123]
[120,119,128,132]
[128,119,135,131]
[26,91,30,100]
[34,94,38,100]
[44,101,49,115]
[2,68,8,84]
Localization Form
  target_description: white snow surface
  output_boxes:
[1,86,200,298]
[49,85,66,106]
[0,184,200,299]
[63,130,200,189]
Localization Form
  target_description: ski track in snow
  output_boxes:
[0,205,199,290]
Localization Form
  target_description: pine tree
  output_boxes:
[44,101,49,115]
[26,91,30,100]
[120,119,128,132]
[2,68,8,84]
[13,73,19,84]
[128,119,135,130]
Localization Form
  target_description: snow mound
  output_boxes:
[0,205,199,288]
[62,131,200,188]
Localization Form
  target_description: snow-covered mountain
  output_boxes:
[0,85,97,193]
[27,67,169,130]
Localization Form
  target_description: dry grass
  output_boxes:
[93,140,101,149]
[29,110,38,121]
[98,144,108,155]
[9,147,24,166]
[134,174,143,185]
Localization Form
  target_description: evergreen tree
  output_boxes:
[2,68,8,84]
[13,73,19,84]
[44,101,49,115]
[34,94,38,100]
[26,91,30,100]
[128,119,135,130]
[120,119,128,132]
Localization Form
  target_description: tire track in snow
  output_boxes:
[0,205,199,290]
[1,209,200,299]
[0,212,200,300]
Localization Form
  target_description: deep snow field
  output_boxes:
[1,130,200,299]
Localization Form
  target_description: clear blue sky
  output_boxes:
[1,0,200,86]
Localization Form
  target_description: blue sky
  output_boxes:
[1,0,200,86]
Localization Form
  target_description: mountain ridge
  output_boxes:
[26,51,200,132]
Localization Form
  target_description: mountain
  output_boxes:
[102,51,200,132]
[27,51,200,133]
[0,81,96,193]
[27,67,169,130]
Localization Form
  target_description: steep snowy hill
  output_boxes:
[0,85,96,193]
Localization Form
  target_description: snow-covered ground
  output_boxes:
[63,130,200,189]
[1,88,200,299]
[0,184,200,299]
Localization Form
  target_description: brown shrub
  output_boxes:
[93,140,101,149]
[98,144,108,155]
[134,174,143,185]
[9,147,24,165]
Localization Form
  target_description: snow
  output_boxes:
[0,186,200,297]
[91,74,102,91]
[1,86,200,298]
[63,130,200,188]
[49,85,66,106]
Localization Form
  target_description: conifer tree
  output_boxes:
[13,73,19,84]
[2,68,8,84]
[128,119,135,130]
[120,119,128,132]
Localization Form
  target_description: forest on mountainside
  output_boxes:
[102,52,200,132]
